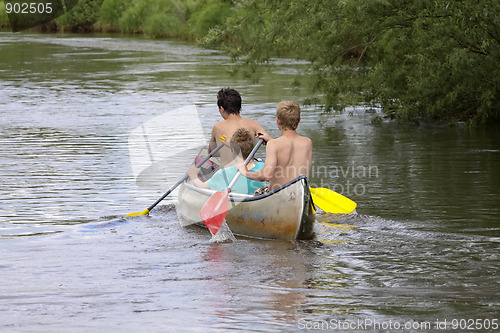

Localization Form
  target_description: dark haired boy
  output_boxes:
[209,88,266,167]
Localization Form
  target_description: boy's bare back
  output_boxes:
[212,117,264,142]
[211,117,264,166]
[209,88,266,167]
[265,132,312,190]
[238,101,313,191]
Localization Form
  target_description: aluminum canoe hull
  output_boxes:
[176,175,315,240]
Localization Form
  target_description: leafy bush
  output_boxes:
[56,0,104,32]
[144,12,183,38]
[0,4,9,28]
[117,0,187,36]
[187,0,232,37]
[100,0,132,29]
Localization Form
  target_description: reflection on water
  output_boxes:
[0,33,498,331]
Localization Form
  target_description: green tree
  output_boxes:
[56,0,104,32]
[204,0,500,125]
[0,4,8,28]
[99,0,132,31]
[187,0,233,38]
[115,0,188,37]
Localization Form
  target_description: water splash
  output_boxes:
[210,220,236,243]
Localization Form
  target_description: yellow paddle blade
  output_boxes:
[125,208,150,217]
[309,187,357,214]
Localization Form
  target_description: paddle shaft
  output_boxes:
[146,143,225,212]
[226,138,264,191]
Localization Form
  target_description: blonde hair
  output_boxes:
[230,128,254,159]
[276,101,300,130]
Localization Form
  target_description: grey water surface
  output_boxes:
[0,33,499,332]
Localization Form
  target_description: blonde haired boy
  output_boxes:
[239,101,312,191]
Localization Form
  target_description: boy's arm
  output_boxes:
[187,165,210,189]
[255,122,271,140]
[208,128,217,154]
[239,141,277,182]
[257,131,273,143]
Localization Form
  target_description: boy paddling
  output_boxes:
[209,88,266,167]
[188,128,266,195]
[238,101,313,191]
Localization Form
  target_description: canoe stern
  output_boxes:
[176,176,315,240]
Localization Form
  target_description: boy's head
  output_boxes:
[217,88,242,115]
[230,128,254,159]
[276,101,300,130]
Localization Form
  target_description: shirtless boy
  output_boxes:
[238,101,313,191]
[188,128,266,195]
[209,88,266,167]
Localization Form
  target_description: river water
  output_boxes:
[0,33,499,332]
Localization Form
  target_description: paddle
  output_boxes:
[201,138,265,235]
[125,142,225,217]
[309,187,357,214]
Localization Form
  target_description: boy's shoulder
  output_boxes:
[212,119,229,135]
[241,117,260,125]
[295,133,312,143]
[213,119,226,128]
[275,132,311,141]
[301,135,313,144]
[271,133,312,148]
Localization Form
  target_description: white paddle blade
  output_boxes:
[128,105,207,190]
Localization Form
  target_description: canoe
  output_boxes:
[176,175,315,240]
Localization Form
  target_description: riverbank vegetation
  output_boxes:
[1,0,498,125]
